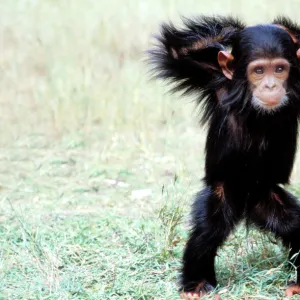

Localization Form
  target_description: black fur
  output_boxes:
[148,16,245,124]
[148,15,300,294]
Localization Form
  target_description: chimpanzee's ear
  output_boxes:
[217,51,234,80]
[273,17,300,60]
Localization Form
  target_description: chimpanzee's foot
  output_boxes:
[180,282,220,299]
[285,283,300,297]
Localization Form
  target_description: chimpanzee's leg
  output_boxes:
[247,185,300,297]
[180,184,243,298]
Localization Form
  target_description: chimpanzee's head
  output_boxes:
[218,25,300,113]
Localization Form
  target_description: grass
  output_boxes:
[1,0,300,299]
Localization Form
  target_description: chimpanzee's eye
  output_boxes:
[275,65,285,73]
[254,67,264,74]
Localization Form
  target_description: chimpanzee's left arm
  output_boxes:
[148,16,245,124]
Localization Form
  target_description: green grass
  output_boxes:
[1,0,300,299]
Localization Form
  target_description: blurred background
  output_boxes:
[1,0,300,299]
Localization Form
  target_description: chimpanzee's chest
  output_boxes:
[205,111,298,185]
[240,129,297,184]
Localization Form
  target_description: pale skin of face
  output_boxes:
[247,58,290,110]
[218,51,293,112]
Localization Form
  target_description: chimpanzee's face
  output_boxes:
[219,25,299,113]
[247,57,290,112]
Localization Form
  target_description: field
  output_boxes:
[1,0,300,299]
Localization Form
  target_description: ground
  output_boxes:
[1,1,300,299]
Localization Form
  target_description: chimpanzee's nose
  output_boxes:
[265,77,276,90]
